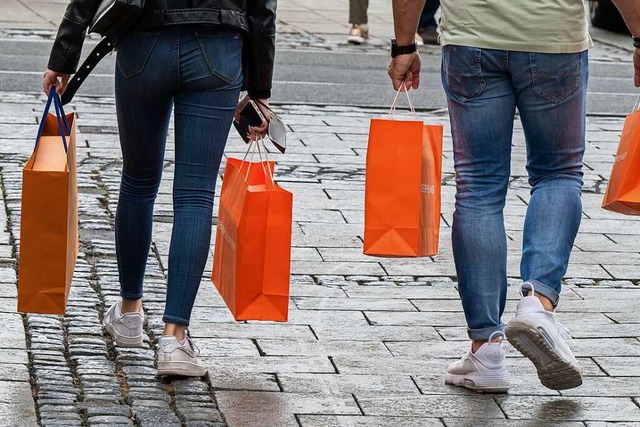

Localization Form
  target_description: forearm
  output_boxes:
[612,0,640,36]
[392,0,427,45]
[48,0,102,74]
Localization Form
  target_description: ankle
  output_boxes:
[163,323,186,341]
[471,337,502,353]
[121,298,142,314]
[471,340,485,353]
[526,291,554,312]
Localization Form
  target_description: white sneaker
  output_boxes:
[157,335,207,377]
[445,332,510,393]
[102,299,144,347]
[506,283,582,390]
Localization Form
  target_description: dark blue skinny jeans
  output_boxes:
[114,26,242,326]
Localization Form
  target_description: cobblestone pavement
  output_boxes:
[0,91,639,426]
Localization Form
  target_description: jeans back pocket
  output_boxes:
[442,45,486,103]
[530,52,584,104]
[195,31,243,85]
[116,31,161,79]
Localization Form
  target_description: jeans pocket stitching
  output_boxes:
[442,47,486,103]
[531,56,582,104]
[116,33,160,79]
[444,65,486,103]
[195,33,242,85]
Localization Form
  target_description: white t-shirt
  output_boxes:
[439,0,594,53]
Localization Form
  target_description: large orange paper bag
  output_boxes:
[18,89,78,314]
[212,155,293,321]
[364,93,443,256]
[602,109,640,214]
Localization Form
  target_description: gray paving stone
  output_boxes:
[358,395,504,418]
[311,324,441,342]
[559,376,640,397]
[585,423,640,427]
[298,415,445,427]
[222,411,299,427]
[180,338,260,357]
[343,285,461,300]
[593,357,640,376]
[497,396,640,421]
[189,323,317,340]
[279,373,419,395]
[0,401,38,426]
[216,391,360,419]
[571,338,640,357]
[444,421,582,427]
[86,415,133,425]
[209,371,280,392]
[605,312,640,323]
[0,362,29,381]
[256,339,391,358]
[201,356,335,374]
[293,296,418,311]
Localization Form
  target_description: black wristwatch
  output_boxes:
[633,36,640,48]
[391,39,417,58]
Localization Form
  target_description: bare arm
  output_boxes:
[388,0,427,90]
[611,0,640,34]
[392,0,427,45]
[611,0,640,86]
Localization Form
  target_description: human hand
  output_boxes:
[388,51,421,91]
[634,49,640,87]
[235,95,270,142]
[43,69,71,95]
[252,98,270,137]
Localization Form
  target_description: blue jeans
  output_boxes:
[441,46,588,341]
[114,26,243,326]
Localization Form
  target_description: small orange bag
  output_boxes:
[602,108,640,215]
[212,147,293,321]
[364,90,443,256]
[18,89,78,315]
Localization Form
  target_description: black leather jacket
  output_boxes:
[47,0,276,98]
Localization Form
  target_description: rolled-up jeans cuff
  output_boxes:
[162,314,190,327]
[522,280,560,308]
[468,323,505,341]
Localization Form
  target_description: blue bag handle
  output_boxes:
[35,87,70,153]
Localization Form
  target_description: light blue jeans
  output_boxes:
[114,26,243,326]
[441,46,588,341]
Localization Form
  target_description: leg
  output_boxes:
[441,46,516,343]
[114,30,175,308]
[349,0,369,24]
[161,29,243,333]
[104,29,176,348]
[514,51,588,306]
[504,50,587,391]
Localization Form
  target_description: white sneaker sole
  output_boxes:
[445,370,510,393]
[105,323,144,348]
[506,320,582,390]
[157,361,207,377]
[347,35,365,45]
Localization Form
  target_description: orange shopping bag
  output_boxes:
[364,89,443,256]
[212,145,293,321]
[602,106,640,215]
[18,89,78,314]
